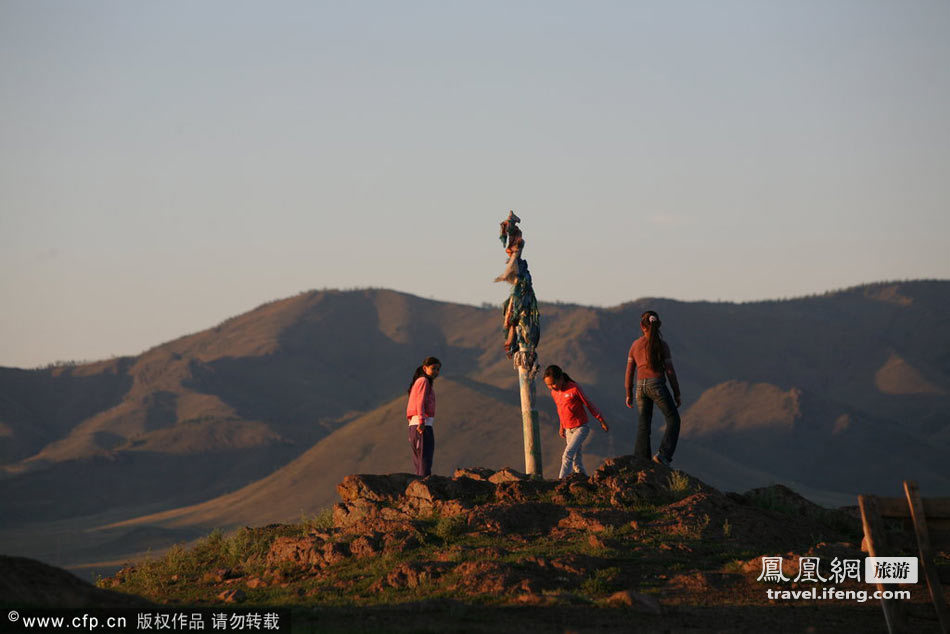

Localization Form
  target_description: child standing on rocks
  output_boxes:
[407,356,441,476]
[543,365,609,479]
[624,310,682,466]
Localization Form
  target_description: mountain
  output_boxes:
[1,281,948,571]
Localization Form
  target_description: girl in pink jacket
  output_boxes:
[406,356,441,476]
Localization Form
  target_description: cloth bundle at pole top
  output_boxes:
[495,211,541,379]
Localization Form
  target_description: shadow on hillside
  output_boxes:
[182,292,489,433]
[0,446,300,526]
[0,362,134,465]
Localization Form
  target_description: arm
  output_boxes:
[624,356,636,409]
[407,378,430,433]
[576,385,609,432]
[664,343,682,407]
[420,378,434,419]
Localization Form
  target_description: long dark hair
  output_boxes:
[543,364,573,386]
[640,311,666,372]
[407,356,441,394]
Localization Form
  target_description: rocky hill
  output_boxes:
[1,281,949,573]
[90,459,944,633]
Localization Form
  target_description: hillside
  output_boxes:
[89,460,945,633]
[1,281,949,572]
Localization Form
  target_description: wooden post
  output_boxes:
[858,494,908,633]
[494,211,542,477]
[903,480,950,633]
[518,349,542,477]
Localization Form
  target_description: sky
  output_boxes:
[1,1,948,368]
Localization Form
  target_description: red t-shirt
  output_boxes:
[628,337,671,379]
[549,380,603,429]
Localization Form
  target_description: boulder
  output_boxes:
[453,467,496,481]
[336,473,419,504]
[488,467,528,483]
[265,536,325,568]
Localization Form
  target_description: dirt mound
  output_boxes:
[102,456,901,631]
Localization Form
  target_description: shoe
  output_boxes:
[652,453,670,467]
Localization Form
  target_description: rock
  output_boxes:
[245,577,267,589]
[667,572,741,594]
[494,479,557,503]
[606,589,662,614]
[336,473,419,504]
[588,534,608,549]
[405,476,495,509]
[349,534,382,558]
[332,501,380,531]
[592,455,653,481]
[452,561,524,594]
[549,554,603,578]
[382,531,422,555]
[322,541,350,566]
[516,592,548,605]
[454,467,496,481]
[217,589,246,604]
[372,562,447,590]
[488,467,528,483]
[557,507,638,533]
[266,537,324,568]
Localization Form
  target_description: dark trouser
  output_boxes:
[634,378,681,462]
[408,425,434,476]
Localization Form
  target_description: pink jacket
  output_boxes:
[406,376,436,424]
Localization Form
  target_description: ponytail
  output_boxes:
[543,364,573,385]
[640,311,666,372]
[407,356,441,394]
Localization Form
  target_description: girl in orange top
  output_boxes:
[544,365,609,479]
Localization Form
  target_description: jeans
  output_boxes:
[634,378,680,462]
[409,425,434,476]
[559,424,590,478]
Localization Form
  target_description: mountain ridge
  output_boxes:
[1,280,948,572]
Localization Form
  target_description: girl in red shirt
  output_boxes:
[624,311,682,466]
[406,356,441,476]
[543,365,609,479]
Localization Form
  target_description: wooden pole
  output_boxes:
[495,211,542,477]
[858,494,908,633]
[518,348,542,477]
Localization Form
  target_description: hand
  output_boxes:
[625,395,634,409]
[674,394,682,408]
[600,420,609,432]
[417,424,425,435]
[558,427,566,439]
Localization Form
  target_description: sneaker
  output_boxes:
[652,453,670,467]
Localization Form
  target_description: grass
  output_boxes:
[299,508,335,534]
[580,567,621,595]
[432,514,468,541]
[666,471,693,500]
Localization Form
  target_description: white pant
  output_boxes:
[559,425,590,478]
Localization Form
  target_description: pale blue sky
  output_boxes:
[2,1,948,367]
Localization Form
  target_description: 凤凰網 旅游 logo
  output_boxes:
[756,555,918,585]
